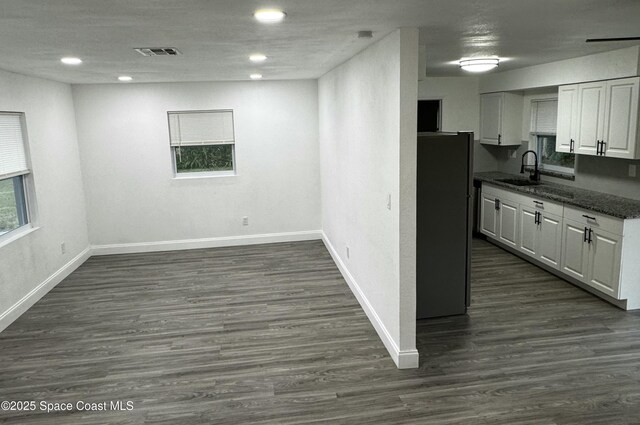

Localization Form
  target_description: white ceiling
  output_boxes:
[1,0,639,84]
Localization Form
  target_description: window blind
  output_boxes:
[0,113,28,179]
[530,99,558,135]
[168,110,234,147]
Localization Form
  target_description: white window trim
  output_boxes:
[0,224,38,249]
[172,170,237,180]
[0,112,36,241]
[167,110,237,177]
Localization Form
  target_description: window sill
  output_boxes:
[0,225,39,249]
[540,169,575,181]
[172,172,237,180]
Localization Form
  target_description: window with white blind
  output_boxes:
[530,99,574,175]
[0,112,31,238]
[168,110,236,177]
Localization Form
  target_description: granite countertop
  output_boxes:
[474,171,640,220]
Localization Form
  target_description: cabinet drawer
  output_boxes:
[483,184,525,204]
[563,206,624,236]
[520,196,563,217]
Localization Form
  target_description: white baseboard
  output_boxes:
[321,232,419,369]
[0,247,92,333]
[91,230,323,256]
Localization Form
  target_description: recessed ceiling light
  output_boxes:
[459,57,499,73]
[118,76,133,82]
[249,54,268,63]
[60,57,82,65]
[254,9,286,23]
[250,73,263,80]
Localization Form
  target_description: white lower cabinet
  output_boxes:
[518,200,562,269]
[587,228,622,298]
[561,219,590,281]
[498,198,519,249]
[519,205,539,257]
[481,183,637,306]
[480,192,499,238]
[561,208,623,298]
[538,212,563,269]
[480,187,519,248]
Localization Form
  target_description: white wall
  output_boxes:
[418,76,497,172]
[0,69,90,329]
[418,76,480,135]
[319,28,419,368]
[480,46,640,93]
[72,81,321,251]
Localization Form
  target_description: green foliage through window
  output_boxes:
[537,136,574,172]
[0,176,27,234]
[175,145,234,173]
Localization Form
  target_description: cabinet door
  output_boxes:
[480,193,498,238]
[603,77,639,159]
[518,205,538,258]
[498,198,518,248]
[576,82,606,155]
[538,212,562,270]
[556,85,578,153]
[480,93,503,145]
[561,220,589,282]
[587,228,622,298]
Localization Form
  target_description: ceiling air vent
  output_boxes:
[134,47,182,57]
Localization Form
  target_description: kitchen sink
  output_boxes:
[497,178,540,187]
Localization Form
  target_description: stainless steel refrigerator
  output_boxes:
[416,132,473,319]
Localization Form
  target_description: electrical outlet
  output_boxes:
[346,246,350,259]
[629,164,637,178]
[242,216,249,226]
[60,242,66,254]
[509,149,517,159]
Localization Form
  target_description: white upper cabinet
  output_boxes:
[556,85,578,153]
[558,77,640,159]
[576,81,606,155]
[603,77,639,159]
[480,92,523,146]
[480,93,502,144]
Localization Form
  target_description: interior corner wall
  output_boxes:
[0,69,90,329]
[318,28,419,369]
[72,80,321,250]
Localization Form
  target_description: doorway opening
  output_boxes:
[417,99,441,132]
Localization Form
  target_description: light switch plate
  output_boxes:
[630,164,637,178]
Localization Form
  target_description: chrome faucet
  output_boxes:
[520,150,540,182]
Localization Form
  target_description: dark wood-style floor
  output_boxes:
[2,239,640,424]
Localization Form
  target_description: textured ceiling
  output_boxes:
[0,0,639,84]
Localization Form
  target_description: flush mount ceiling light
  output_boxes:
[250,73,263,80]
[60,57,82,65]
[249,54,267,63]
[459,57,499,73]
[118,76,133,82]
[254,9,286,23]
